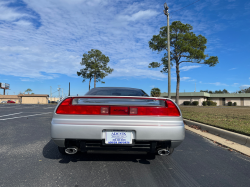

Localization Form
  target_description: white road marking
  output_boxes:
[14,107,39,109]
[0,112,23,118]
[43,107,55,109]
[0,112,52,121]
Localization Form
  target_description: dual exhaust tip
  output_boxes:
[158,149,170,156]
[65,147,78,154]
[64,147,171,156]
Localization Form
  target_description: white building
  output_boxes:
[161,92,250,106]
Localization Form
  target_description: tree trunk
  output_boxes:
[94,73,96,88]
[176,63,180,105]
[89,78,92,90]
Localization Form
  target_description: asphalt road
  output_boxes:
[0,104,250,187]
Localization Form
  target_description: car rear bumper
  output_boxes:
[51,117,185,148]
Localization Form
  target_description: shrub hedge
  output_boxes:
[233,102,237,106]
[183,101,191,105]
[192,101,199,106]
[207,100,217,106]
[202,101,207,106]
[228,102,232,106]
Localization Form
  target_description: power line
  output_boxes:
[171,0,200,14]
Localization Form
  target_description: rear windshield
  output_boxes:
[85,88,148,97]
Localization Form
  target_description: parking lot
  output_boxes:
[1,104,250,187]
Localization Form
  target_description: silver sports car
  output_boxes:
[51,87,185,158]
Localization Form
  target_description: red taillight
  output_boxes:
[56,98,109,115]
[129,100,180,116]
[56,98,180,116]
[165,100,180,116]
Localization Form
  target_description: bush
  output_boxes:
[192,101,199,106]
[233,102,237,106]
[207,100,217,106]
[207,100,212,106]
[202,101,207,106]
[228,102,232,106]
[183,101,191,105]
[212,101,217,106]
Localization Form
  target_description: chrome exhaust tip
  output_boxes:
[158,149,170,156]
[65,147,78,154]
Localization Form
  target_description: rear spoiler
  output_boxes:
[55,96,181,117]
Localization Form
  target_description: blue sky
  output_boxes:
[0,0,250,96]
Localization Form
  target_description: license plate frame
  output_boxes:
[104,130,134,145]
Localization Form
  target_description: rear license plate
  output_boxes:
[105,131,132,144]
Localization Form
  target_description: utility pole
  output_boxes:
[58,85,60,98]
[164,2,171,99]
[68,82,70,96]
[50,86,52,99]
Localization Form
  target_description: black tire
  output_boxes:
[58,146,67,155]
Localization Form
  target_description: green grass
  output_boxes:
[179,106,250,136]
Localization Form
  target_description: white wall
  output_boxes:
[49,97,60,102]
[210,98,219,105]
[244,98,250,106]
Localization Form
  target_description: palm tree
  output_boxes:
[25,88,32,94]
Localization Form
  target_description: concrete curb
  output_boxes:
[184,119,250,148]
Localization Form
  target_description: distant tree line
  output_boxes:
[200,87,250,94]
[200,89,229,94]
[238,86,250,93]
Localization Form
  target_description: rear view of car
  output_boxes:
[51,87,185,158]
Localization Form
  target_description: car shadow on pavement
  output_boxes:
[43,139,154,164]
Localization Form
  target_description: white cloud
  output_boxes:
[13,20,32,26]
[181,77,191,81]
[241,85,250,87]
[0,46,30,51]
[0,0,235,81]
[208,82,228,86]
[180,65,201,71]
[119,9,159,21]
[20,78,34,82]
[171,77,195,82]
[0,2,25,21]
[232,83,238,86]
[0,0,166,80]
